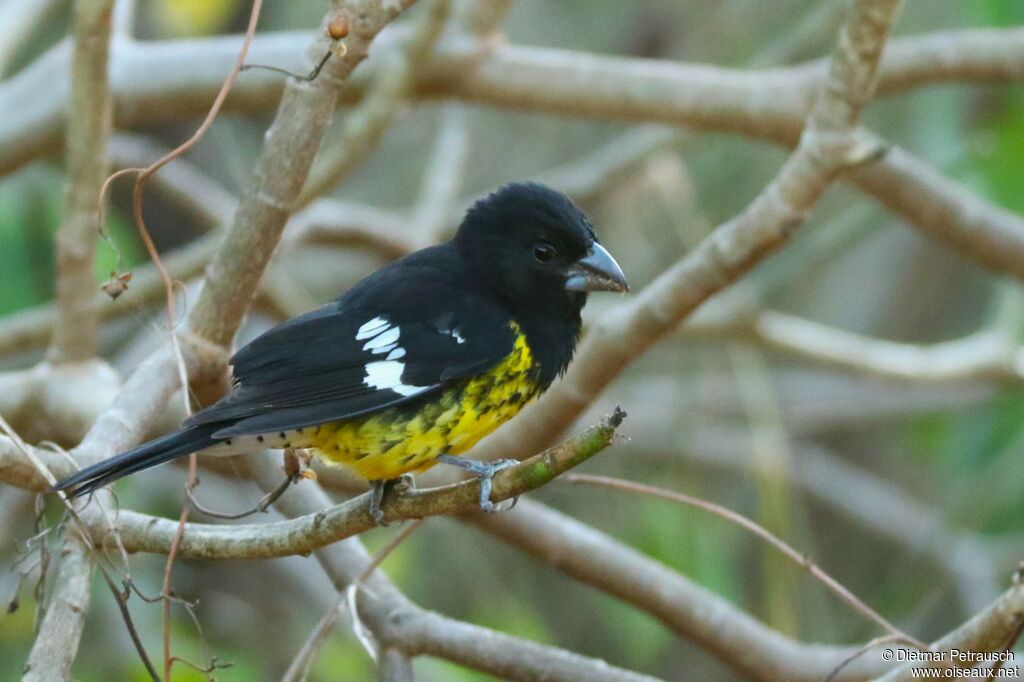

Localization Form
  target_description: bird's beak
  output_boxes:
[564,242,629,293]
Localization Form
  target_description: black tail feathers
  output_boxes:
[52,424,220,498]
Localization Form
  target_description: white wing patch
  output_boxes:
[356,318,424,396]
[363,326,400,353]
[364,360,425,397]
[356,316,389,340]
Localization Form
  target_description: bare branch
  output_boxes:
[287,198,415,259]
[87,411,624,559]
[852,144,1024,283]
[8,24,1020,171]
[672,427,1003,612]
[534,126,679,204]
[188,0,420,348]
[378,648,415,682]
[49,0,115,363]
[872,581,1024,682]
[281,599,350,681]
[111,0,136,38]
[687,310,1024,384]
[470,484,1024,681]
[455,0,511,37]
[244,450,658,682]
[0,361,120,446]
[296,0,451,209]
[470,498,870,681]
[474,0,905,463]
[21,528,94,682]
[561,473,917,646]
[2,26,1023,286]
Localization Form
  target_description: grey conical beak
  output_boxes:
[564,242,629,293]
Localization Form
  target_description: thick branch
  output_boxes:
[852,145,1024,282]
[0,360,120,446]
[21,529,94,682]
[4,26,1024,175]
[189,0,418,348]
[2,27,1023,289]
[395,608,656,682]
[245,448,654,682]
[49,0,115,363]
[687,310,1024,384]
[470,500,866,681]
[378,648,415,682]
[471,498,1024,681]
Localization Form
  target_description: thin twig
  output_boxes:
[824,633,923,682]
[295,0,451,210]
[148,5,264,676]
[186,449,307,520]
[187,0,422,349]
[561,473,923,648]
[348,519,425,660]
[0,414,161,680]
[283,520,425,679]
[186,473,297,520]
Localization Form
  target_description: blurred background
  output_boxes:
[1,0,1023,680]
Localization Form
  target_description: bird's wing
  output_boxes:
[186,256,516,438]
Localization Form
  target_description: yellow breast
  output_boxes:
[306,326,538,481]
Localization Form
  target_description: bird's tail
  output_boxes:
[52,424,220,498]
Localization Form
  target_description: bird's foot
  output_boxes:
[437,455,518,512]
[393,473,417,494]
[368,479,388,526]
[367,475,417,525]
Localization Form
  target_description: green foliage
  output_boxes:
[0,167,141,319]
[0,170,61,316]
[0,585,37,680]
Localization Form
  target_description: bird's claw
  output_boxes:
[393,473,417,494]
[437,455,520,513]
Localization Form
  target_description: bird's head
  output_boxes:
[454,182,628,319]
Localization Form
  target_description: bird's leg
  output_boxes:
[436,455,518,512]
[368,479,388,526]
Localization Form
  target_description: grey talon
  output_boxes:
[437,454,520,512]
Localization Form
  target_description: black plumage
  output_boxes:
[53,182,628,505]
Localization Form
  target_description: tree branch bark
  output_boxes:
[474,0,905,464]
[2,26,1022,288]
[21,529,94,682]
[245,449,656,682]
[189,0,420,348]
[49,0,115,363]
[87,411,623,559]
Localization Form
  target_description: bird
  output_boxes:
[52,182,628,523]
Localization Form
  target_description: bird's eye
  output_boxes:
[533,242,557,263]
